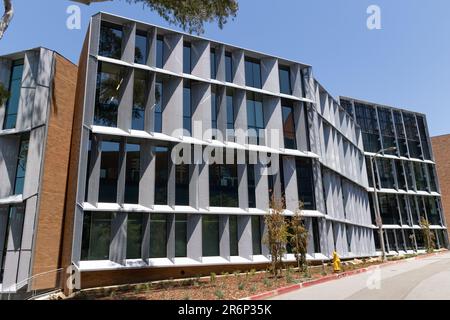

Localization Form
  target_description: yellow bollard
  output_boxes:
[332,251,341,273]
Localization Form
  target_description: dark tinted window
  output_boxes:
[150,214,167,258]
[81,212,111,260]
[127,213,143,259]
[225,52,233,82]
[156,36,164,68]
[245,58,262,88]
[99,22,122,59]
[279,66,292,95]
[282,102,296,149]
[99,141,120,203]
[202,215,220,256]
[124,144,140,204]
[3,59,24,130]
[183,42,191,74]
[135,31,148,64]
[132,69,147,131]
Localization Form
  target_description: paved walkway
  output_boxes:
[270,252,450,300]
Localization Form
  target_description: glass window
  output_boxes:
[81,212,111,260]
[409,196,419,225]
[404,229,415,250]
[95,62,126,127]
[99,22,123,59]
[175,214,187,257]
[154,146,168,205]
[354,103,381,153]
[183,42,191,74]
[0,205,25,282]
[156,35,164,68]
[376,158,395,189]
[416,116,431,160]
[279,66,292,95]
[413,162,428,191]
[176,164,190,206]
[404,161,415,190]
[427,164,437,192]
[135,31,148,64]
[247,164,256,208]
[403,112,421,159]
[229,215,239,256]
[154,82,163,133]
[414,229,425,249]
[398,195,410,226]
[377,108,397,155]
[225,52,233,83]
[282,102,297,149]
[209,151,238,207]
[127,213,143,259]
[395,160,407,190]
[211,87,217,139]
[425,197,441,226]
[251,215,262,255]
[386,229,397,252]
[247,93,264,145]
[226,90,235,141]
[296,158,315,210]
[202,215,220,256]
[14,134,29,195]
[245,58,262,88]
[124,144,140,204]
[99,141,120,203]
[340,99,354,118]
[3,59,24,130]
[150,214,167,258]
[183,82,192,136]
[378,194,400,225]
[210,48,217,79]
[393,111,408,157]
[132,69,147,131]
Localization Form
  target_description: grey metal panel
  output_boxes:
[166,213,175,261]
[31,85,50,128]
[89,14,102,57]
[215,45,225,82]
[87,134,101,204]
[16,88,35,131]
[147,28,156,67]
[0,206,8,270]
[2,251,19,289]
[187,214,202,261]
[305,218,314,254]
[0,135,20,198]
[294,102,309,152]
[167,148,176,207]
[232,49,245,86]
[82,57,98,127]
[162,77,183,137]
[263,96,283,149]
[191,40,210,80]
[283,156,299,212]
[198,160,209,209]
[71,206,84,264]
[216,86,227,142]
[0,59,12,128]
[141,214,151,260]
[76,128,90,204]
[116,140,126,205]
[189,160,199,209]
[21,51,38,88]
[164,33,183,74]
[36,48,54,87]
[219,215,230,259]
[110,212,127,265]
[233,89,247,145]
[237,161,249,209]
[261,57,279,93]
[16,250,31,285]
[139,142,154,207]
[117,68,134,131]
[237,215,252,260]
[20,196,37,251]
[255,162,269,211]
[144,72,156,133]
[22,126,46,199]
[122,22,136,64]
[312,159,326,214]
[290,64,303,98]
[260,216,269,257]
[191,82,211,141]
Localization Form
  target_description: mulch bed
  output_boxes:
[71,258,390,300]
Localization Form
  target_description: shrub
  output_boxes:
[215,289,224,300]
[250,269,256,277]
[263,277,272,288]
[210,272,217,284]
[238,282,245,290]
[250,285,257,293]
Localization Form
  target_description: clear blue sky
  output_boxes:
[1,0,450,136]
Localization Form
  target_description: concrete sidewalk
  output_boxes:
[269,251,450,300]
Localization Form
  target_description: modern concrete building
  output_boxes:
[340,97,448,252]
[63,12,377,289]
[431,134,450,239]
[0,48,78,294]
[0,12,447,294]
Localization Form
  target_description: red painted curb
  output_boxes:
[244,250,448,300]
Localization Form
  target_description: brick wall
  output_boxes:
[432,134,450,238]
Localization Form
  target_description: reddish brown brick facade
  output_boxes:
[432,134,450,238]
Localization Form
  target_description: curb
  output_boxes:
[242,250,448,300]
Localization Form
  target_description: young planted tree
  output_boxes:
[289,206,309,273]
[0,0,239,40]
[420,217,436,253]
[263,196,289,277]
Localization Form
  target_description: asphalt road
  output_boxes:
[270,252,450,300]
